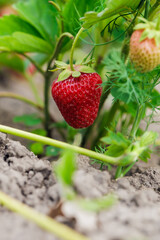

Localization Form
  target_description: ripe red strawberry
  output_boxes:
[51,72,102,129]
[129,18,160,72]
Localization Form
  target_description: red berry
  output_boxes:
[51,73,102,129]
[130,29,160,72]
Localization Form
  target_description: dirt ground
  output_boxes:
[0,132,160,240]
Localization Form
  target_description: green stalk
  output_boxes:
[0,92,43,110]
[70,27,84,71]
[156,17,160,30]
[48,32,74,70]
[0,92,57,124]
[44,73,51,137]
[115,166,123,179]
[148,0,160,20]
[121,162,136,177]
[130,104,144,139]
[24,73,43,106]
[91,101,120,149]
[0,191,88,240]
[21,53,45,76]
[44,33,74,137]
[144,0,150,19]
[48,1,61,12]
[0,124,126,166]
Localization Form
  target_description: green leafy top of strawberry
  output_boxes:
[80,0,142,29]
[134,17,160,46]
[50,60,95,82]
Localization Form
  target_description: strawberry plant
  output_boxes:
[0,0,160,178]
[1,0,160,239]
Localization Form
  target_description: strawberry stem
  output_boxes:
[21,53,45,76]
[130,104,145,139]
[24,73,43,106]
[48,1,61,12]
[144,0,150,19]
[156,17,160,30]
[70,27,84,71]
[148,0,160,20]
[0,191,88,240]
[0,92,43,110]
[44,32,74,137]
[0,124,133,166]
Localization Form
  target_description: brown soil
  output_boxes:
[0,132,160,240]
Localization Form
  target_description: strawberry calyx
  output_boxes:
[134,17,160,46]
[49,60,95,82]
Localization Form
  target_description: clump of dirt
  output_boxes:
[0,132,160,240]
[0,132,59,240]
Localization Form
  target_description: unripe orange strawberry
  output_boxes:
[129,18,160,72]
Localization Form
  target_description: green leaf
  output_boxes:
[55,60,68,68]
[72,71,81,77]
[13,114,42,127]
[57,69,71,82]
[14,0,59,44]
[81,0,142,28]
[140,131,158,147]
[0,52,25,73]
[102,131,131,158]
[50,121,67,129]
[24,53,49,70]
[139,148,151,162]
[62,0,102,33]
[105,144,126,157]
[0,33,52,54]
[56,150,76,186]
[79,65,95,73]
[0,15,41,37]
[101,131,131,148]
[150,90,160,107]
[78,194,116,212]
[30,142,44,155]
[103,50,156,105]
[31,129,47,136]
[0,14,52,54]
[0,0,17,7]
[46,146,60,157]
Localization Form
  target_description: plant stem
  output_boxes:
[47,32,74,70]
[48,1,61,12]
[0,92,56,124]
[24,73,43,106]
[0,191,88,240]
[115,166,123,179]
[44,73,51,137]
[130,104,144,139]
[148,0,160,20]
[156,17,160,30]
[91,100,120,149]
[44,32,74,137]
[144,0,150,19]
[0,124,128,166]
[121,161,136,177]
[70,27,84,71]
[0,92,43,110]
[21,53,45,76]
